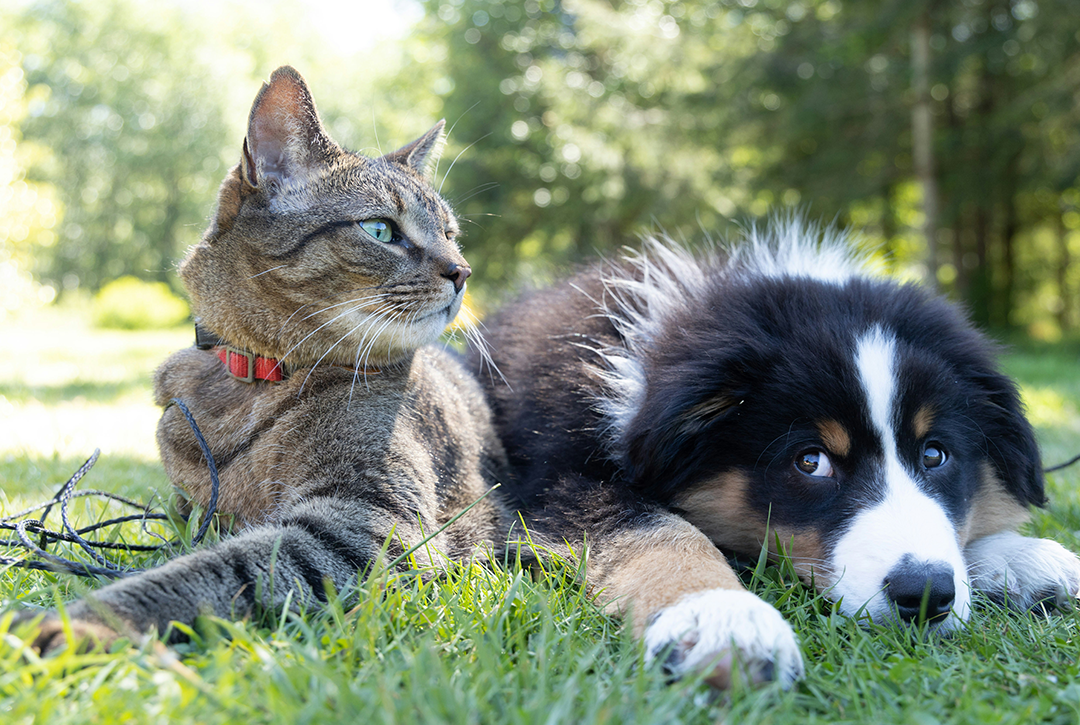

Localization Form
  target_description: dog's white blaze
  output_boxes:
[827,328,970,627]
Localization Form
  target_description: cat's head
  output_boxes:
[181,66,468,369]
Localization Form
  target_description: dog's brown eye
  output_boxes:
[795,449,834,478]
[923,444,947,469]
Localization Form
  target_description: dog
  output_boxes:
[474,218,1080,688]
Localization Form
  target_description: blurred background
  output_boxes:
[1,0,1078,337]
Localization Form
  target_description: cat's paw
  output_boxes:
[966,531,1080,611]
[643,588,804,689]
[10,610,122,655]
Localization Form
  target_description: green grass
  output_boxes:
[2,311,1080,724]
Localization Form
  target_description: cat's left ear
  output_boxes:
[382,120,446,179]
[242,66,336,191]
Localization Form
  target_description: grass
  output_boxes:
[2,309,1080,724]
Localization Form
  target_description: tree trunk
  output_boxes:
[999,152,1020,329]
[1057,205,1072,332]
[970,204,992,329]
[911,10,939,287]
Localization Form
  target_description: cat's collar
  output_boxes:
[195,324,285,382]
[194,324,381,383]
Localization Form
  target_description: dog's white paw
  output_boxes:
[643,588,804,689]
[966,531,1080,610]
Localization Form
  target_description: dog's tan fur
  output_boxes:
[589,515,745,637]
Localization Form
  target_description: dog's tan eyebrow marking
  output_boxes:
[816,419,851,457]
[913,405,936,440]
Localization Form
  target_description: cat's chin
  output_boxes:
[324,299,461,368]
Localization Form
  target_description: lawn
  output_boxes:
[2,309,1080,725]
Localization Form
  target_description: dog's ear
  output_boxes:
[620,349,759,501]
[973,369,1045,507]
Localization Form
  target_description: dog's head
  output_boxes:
[598,227,1041,630]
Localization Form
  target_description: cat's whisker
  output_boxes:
[345,306,410,403]
[451,182,501,207]
[248,265,289,279]
[348,306,399,392]
[438,133,493,195]
[298,292,392,323]
[303,301,409,397]
[457,211,501,219]
[278,293,398,363]
[278,300,379,366]
[371,109,382,156]
[434,101,482,183]
[463,315,508,387]
[353,304,409,380]
[276,302,318,336]
[275,289,388,339]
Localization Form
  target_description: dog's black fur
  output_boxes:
[472,224,1080,688]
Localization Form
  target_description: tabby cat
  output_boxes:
[20,66,509,652]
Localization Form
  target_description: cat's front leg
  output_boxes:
[965,530,1080,610]
[11,610,124,655]
[14,496,418,654]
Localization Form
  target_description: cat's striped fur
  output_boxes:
[20,66,509,652]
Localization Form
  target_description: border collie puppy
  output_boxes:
[474,219,1080,689]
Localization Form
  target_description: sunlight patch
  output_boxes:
[1019,385,1080,431]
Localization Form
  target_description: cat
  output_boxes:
[18,66,509,652]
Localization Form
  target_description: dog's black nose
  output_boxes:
[884,556,956,624]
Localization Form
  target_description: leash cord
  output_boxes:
[0,399,220,579]
[1046,453,1080,474]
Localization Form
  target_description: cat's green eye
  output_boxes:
[358,219,396,243]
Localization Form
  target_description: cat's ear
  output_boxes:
[241,66,335,190]
[382,120,446,179]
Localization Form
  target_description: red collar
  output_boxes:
[196,323,285,382]
[216,346,285,382]
[195,324,380,384]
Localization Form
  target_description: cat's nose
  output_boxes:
[443,263,471,292]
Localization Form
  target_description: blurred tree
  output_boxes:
[728,0,1080,331]
[4,0,1077,335]
[0,39,59,316]
[416,0,767,297]
[9,0,240,294]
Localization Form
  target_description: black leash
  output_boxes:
[0,399,220,579]
[1046,453,1080,474]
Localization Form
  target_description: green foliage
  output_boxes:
[7,0,238,294]
[91,275,189,330]
[2,0,1079,330]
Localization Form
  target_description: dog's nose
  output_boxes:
[884,557,956,624]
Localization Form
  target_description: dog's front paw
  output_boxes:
[966,531,1080,611]
[11,611,121,655]
[643,588,804,689]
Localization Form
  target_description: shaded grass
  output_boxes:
[2,313,1080,724]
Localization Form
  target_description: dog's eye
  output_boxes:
[923,443,947,469]
[795,449,834,478]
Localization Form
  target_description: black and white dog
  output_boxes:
[475,219,1080,688]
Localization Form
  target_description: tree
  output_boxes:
[9,0,242,294]
[0,38,59,315]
